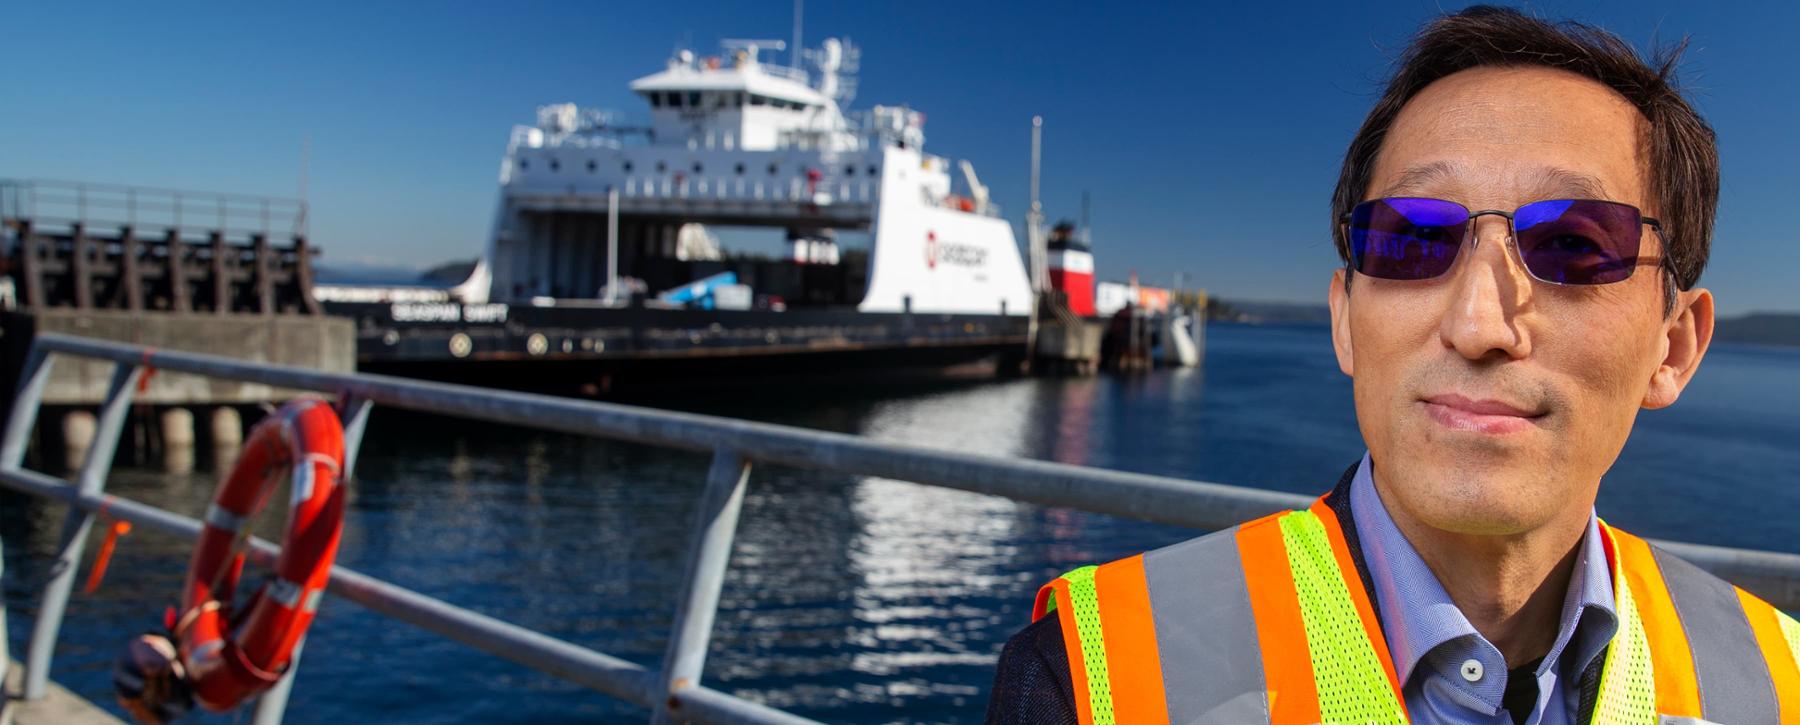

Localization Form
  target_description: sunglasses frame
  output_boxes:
[1338,197,1671,286]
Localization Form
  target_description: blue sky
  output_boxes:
[5,1,1796,314]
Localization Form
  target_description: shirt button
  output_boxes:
[1461,659,1484,682]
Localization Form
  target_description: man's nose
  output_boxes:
[1438,215,1533,361]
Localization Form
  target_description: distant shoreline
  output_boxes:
[1206,299,1800,348]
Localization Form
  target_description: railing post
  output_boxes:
[22,362,141,700]
[250,395,373,725]
[0,345,48,691]
[1,345,54,471]
[651,448,751,724]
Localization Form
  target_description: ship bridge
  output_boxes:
[627,39,847,153]
[499,37,899,229]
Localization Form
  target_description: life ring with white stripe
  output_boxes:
[176,399,346,712]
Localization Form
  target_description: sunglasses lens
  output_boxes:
[1349,198,1467,280]
[1514,200,1643,285]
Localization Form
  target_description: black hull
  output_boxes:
[329,302,1028,397]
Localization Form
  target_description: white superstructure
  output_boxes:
[470,37,1032,317]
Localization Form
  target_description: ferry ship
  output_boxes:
[320,37,1037,393]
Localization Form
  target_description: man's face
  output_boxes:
[1328,65,1714,537]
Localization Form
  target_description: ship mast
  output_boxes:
[1024,115,1046,372]
[1028,116,1046,293]
[791,0,804,68]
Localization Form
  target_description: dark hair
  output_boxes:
[1331,5,1717,309]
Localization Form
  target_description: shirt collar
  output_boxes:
[1347,453,1618,687]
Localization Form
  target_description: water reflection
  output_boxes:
[844,384,1039,710]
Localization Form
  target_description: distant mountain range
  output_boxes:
[1208,299,1800,348]
[1713,312,1800,347]
[1206,299,1333,326]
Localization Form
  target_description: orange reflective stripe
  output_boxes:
[1608,527,1701,717]
[1093,555,1170,724]
[1735,588,1800,721]
[1031,578,1058,621]
[1237,513,1320,723]
[1034,577,1097,725]
[1308,499,1406,702]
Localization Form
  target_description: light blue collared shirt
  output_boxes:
[1348,454,1618,724]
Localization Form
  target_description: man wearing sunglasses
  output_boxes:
[987,6,1800,724]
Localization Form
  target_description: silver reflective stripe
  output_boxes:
[1651,545,1779,722]
[1142,527,1269,724]
[292,453,339,507]
[267,578,305,609]
[302,588,325,613]
[290,460,314,507]
[1659,718,1727,725]
[203,503,247,533]
[189,639,224,665]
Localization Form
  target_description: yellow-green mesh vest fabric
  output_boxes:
[1045,565,1116,724]
[1780,609,1800,667]
[1593,554,1658,723]
[1277,509,1408,724]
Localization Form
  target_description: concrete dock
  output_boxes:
[3,660,124,725]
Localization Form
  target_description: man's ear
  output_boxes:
[1329,269,1355,377]
[1642,287,1714,409]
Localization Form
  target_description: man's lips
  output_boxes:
[1420,393,1546,435]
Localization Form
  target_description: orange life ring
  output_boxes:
[176,399,346,712]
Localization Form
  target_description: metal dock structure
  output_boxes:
[1,332,1797,723]
[3,659,122,724]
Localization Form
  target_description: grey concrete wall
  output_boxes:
[1,310,354,405]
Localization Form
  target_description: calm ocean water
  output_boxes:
[3,322,1796,723]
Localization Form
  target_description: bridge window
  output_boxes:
[667,92,683,109]
[749,94,767,106]
[687,92,700,107]
[647,93,663,108]
[735,93,744,107]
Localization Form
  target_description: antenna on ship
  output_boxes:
[296,134,310,237]
[1024,115,1047,373]
[791,0,804,68]
[1081,190,1090,245]
[1028,116,1046,293]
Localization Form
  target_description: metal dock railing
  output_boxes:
[1,332,1798,723]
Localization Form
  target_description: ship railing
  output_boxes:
[0,178,309,240]
[755,64,811,85]
[2,333,1799,724]
[617,175,878,205]
[920,189,1005,219]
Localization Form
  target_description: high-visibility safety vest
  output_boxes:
[1034,490,1800,724]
